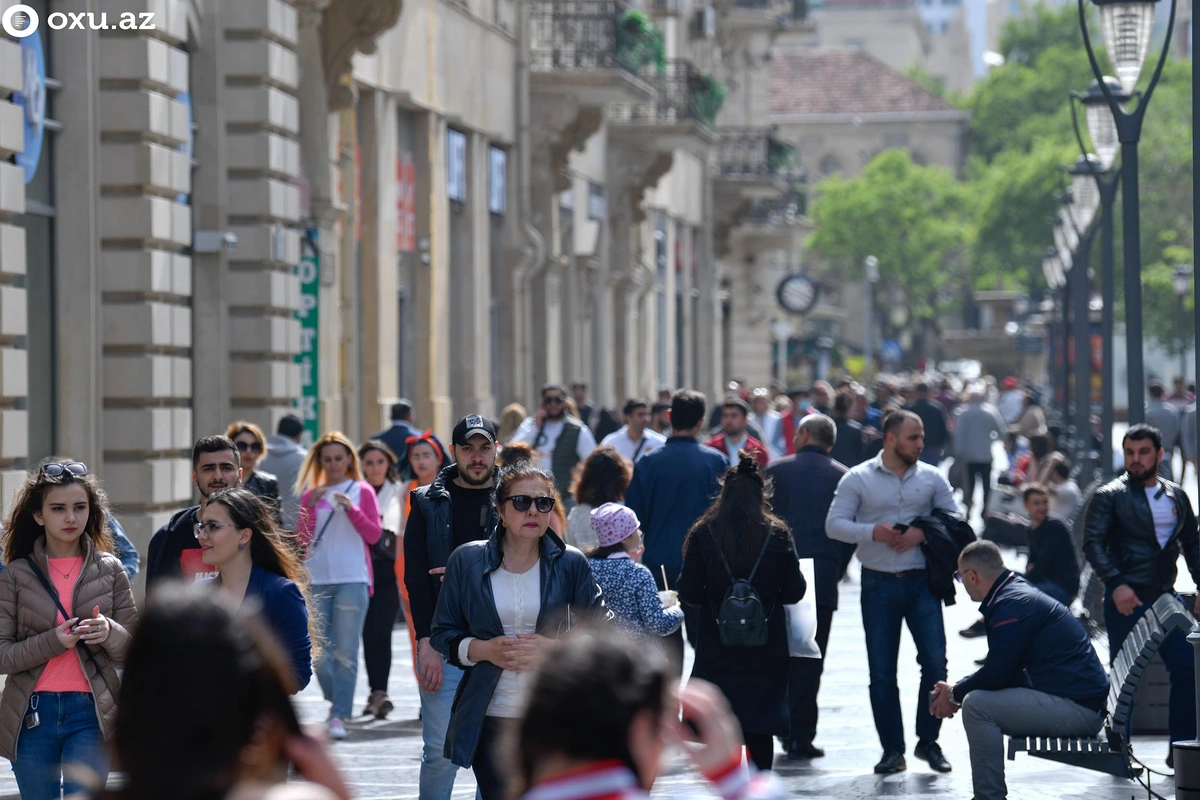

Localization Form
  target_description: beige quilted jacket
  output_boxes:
[0,536,138,760]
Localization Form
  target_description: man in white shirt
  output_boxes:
[749,388,783,460]
[1047,460,1083,524]
[601,398,667,463]
[997,377,1025,425]
[511,383,598,502]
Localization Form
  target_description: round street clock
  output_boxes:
[776,274,817,314]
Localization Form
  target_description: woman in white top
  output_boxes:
[565,446,632,551]
[295,433,382,740]
[430,462,610,800]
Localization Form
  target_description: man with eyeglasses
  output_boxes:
[404,415,501,800]
[511,383,597,504]
[146,435,242,589]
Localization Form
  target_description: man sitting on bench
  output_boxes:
[930,541,1108,800]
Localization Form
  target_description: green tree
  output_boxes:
[998,5,1085,65]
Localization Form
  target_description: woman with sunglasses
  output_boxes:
[226,422,281,522]
[195,487,314,693]
[295,432,382,741]
[0,460,138,799]
[430,461,610,800]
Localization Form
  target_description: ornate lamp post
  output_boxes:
[1063,164,1102,479]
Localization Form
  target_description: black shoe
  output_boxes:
[959,619,986,639]
[914,741,952,773]
[874,751,907,774]
[787,740,825,759]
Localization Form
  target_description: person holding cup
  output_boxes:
[586,504,683,648]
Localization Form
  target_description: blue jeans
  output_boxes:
[312,582,370,720]
[860,568,948,755]
[10,692,107,800]
[1104,591,1196,743]
[418,657,464,800]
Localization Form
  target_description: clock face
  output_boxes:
[778,275,816,314]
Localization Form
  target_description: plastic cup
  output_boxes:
[659,590,678,609]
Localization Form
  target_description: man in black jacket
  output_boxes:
[371,400,450,481]
[146,435,241,588]
[1021,484,1079,605]
[910,382,950,466]
[1083,423,1200,751]
[931,541,1107,800]
[403,414,499,800]
[766,414,856,760]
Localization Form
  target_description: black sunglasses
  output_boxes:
[235,441,264,454]
[500,495,556,513]
[42,462,87,478]
[543,396,566,405]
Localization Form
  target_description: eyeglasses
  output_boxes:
[41,462,87,478]
[235,441,264,454]
[500,495,556,513]
[953,571,962,583]
[543,396,566,406]
[194,521,238,539]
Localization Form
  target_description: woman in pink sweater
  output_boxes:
[295,432,382,740]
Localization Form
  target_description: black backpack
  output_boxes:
[710,530,773,649]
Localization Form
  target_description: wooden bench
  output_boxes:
[1006,593,1196,778]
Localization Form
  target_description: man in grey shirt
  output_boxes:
[257,414,308,530]
[1146,380,1181,481]
[827,409,959,776]
[953,391,1007,518]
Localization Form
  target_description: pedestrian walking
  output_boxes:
[511,384,598,503]
[197,486,314,692]
[1046,460,1083,526]
[295,432,382,741]
[0,460,138,800]
[358,440,405,719]
[100,584,352,800]
[403,414,500,800]
[225,421,281,522]
[146,435,243,589]
[391,433,443,687]
[826,409,958,775]
[259,414,308,532]
[749,389,783,460]
[625,390,727,678]
[572,381,601,432]
[600,398,667,464]
[511,635,788,800]
[953,390,1007,518]
[1083,423,1200,760]
[586,503,682,645]
[828,390,866,468]
[372,401,451,482]
[678,454,805,772]
[649,402,671,436]
[499,404,527,445]
[430,461,610,800]
[1146,381,1181,481]
[706,397,770,469]
[1009,392,1047,441]
[765,414,855,760]
[997,377,1025,425]
[930,542,1107,800]
[565,446,632,551]
[910,383,950,466]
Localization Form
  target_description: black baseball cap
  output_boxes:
[452,414,497,446]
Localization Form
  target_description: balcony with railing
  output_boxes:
[530,0,657,105]
[609,60,723,148]
[716,128,802,194]
[747,187,808,227]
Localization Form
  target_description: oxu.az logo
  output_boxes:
[3,5,157,37]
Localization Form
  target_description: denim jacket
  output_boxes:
[430,529,611,767]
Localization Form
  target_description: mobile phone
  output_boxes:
[894,523,910,533]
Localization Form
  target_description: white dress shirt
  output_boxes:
[512,417,597,472]
[600,425,666,463]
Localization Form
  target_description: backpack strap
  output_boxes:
[24,555,115,696]
[706,526,736,582]
[707,525,773,583]
[745,531,774,583]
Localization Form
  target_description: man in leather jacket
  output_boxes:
[1083,423,1200,751]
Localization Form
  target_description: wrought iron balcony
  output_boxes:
[717,129,802,181]
[747,188,808,226]
[610,60,723,131]
[530,0,642,74]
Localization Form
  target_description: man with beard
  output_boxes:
[1084,423,1200,764]
[826,409,958,775]
[511,383,597,504]
[404,414,501,799]
[146,435,242,587]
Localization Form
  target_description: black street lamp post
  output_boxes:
[1044,248,1070,432]
[1063,160,1102,481]
[1174,265,1193,381]
[1078,0,1178,425]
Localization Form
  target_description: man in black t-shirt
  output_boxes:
[403,414,499,799]
[1021,484,1080,606]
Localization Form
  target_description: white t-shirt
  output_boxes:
[512,417,597,472]
[600,425,666,463]
[304,480,370,586]
[1147,486,1178,548]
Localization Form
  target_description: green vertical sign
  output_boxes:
[294,229,320,446]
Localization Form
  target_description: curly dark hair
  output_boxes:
[571,446,632,508]
[3,459,114,563]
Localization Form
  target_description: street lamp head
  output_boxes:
[1087,0,1162,94]
[864,255,880,283]
[1173,264,1193,297]
[1056,209,1081,254]
[1080,77,1130,170]
[1066,154,1102,231]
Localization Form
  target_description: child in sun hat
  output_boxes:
[585,503,683,643]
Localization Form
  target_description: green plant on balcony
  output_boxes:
[767,138,800,176]
[614,10,666,75]
[690,72,726,127]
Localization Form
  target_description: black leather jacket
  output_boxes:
[1083,473,1200,595]
[430,529,611,767]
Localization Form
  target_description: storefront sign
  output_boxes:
[397,152,415,252]
[294,230,320,446]
[14,28,44,183]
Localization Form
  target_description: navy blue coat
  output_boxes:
[625,436,727,581]
[952,570,1107,710]
[235,564,312,692]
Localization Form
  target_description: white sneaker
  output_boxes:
[328,718,347,741]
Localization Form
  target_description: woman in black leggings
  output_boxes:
[358,441,404,719]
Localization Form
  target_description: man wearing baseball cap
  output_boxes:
[403,414,500,799]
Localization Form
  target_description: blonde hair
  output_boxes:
[498,403,527,444]
[224,420,268,457]
[295,432,362,493]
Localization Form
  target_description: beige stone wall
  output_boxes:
[775,115,968,178]
[0,29,26,515]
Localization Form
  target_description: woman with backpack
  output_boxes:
[678,453,804,772]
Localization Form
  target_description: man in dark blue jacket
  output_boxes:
[371,400,449,480]
[930,541,1107,800]
[626,389,727,677]
[766,413,855,760]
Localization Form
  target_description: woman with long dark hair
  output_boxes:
[196,487,314,692]
[678,453,805,772]
[99,584,350,800]
[357,439,404,719]
[0,460,138,799]
[565,446,631,551]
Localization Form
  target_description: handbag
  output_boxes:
[372,529,398,561]
[784,558,821,659]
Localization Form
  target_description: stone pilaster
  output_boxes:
[0,33,27,514]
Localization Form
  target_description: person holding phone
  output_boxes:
[0,460,138,800]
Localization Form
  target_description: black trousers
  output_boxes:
[788,606,835,744]
[965,461,992,516]
[362,557,400,693]
[473,716,512,800]
[745,732,775,772]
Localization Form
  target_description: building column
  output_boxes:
[467,130,495,415]
[697,172,720,400]
[412,113,451,434]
